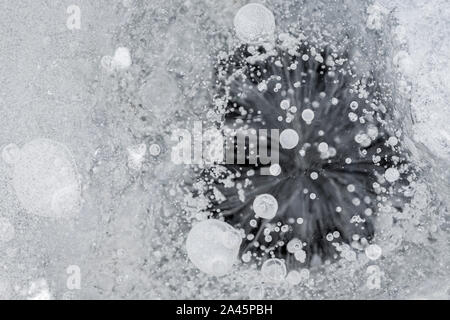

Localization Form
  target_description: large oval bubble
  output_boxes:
[8,139,81,218]
[186,219,242,276]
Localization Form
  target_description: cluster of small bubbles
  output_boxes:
[261,258,287,283]
[355,133,372,147]
[280,129,299,149]
[280,99,290,110]
[253,194,278,219]
[294,249,307,263]
[367,126,379,140]
[384,167,400,183]
[365,244,382,261]
[341,248,357,262]
[233,3,275,44]
[348,112,358,122]
[242,251,252,263]
[286,238,303,253]
[185,219,242,276]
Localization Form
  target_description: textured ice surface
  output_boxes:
[0,0,448,300]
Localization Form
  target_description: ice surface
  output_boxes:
[0,0,448,300]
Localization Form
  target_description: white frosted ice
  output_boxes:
[113,47,132,70]
[27,279,52,300]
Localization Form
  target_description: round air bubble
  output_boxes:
[286,270,302,285]
[318,142,328,153]
[301,109,314,123]
[384,167,400,183]
[269,163,281,176]
[233,3,275,44]
[1,143,20,164]
[261,258,287,283]
[280,129,299,149]
[253,194,278,219]
[365,244,382,261]
[286,238,303,253]
[149,144,161,156]
[186,219,242,276]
